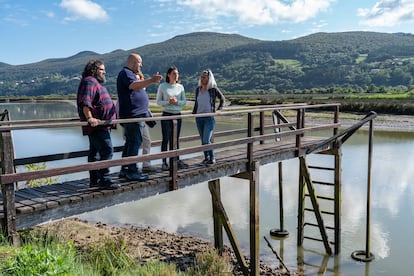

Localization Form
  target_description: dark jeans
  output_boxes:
[121,121,145,173]
[88,129,113,184]
[161,111,182,164]
[196,116,215,160]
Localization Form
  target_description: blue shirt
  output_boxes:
[117,67,149,118]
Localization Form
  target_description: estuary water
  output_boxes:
[3,101,414,275]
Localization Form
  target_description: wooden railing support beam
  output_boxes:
[0,125,20,245]
[249,161,260,276]
[208,179,249,275]
[169,119,178,190]
[209,179,224,254]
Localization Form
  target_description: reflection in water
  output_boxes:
[3,102,414,275]
[0,102,78,120]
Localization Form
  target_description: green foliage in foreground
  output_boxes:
[0,230,234,276]
[23,162,58,188]
[0,240,81,275]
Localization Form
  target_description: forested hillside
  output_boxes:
[1,31,414,97]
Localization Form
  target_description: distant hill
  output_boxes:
[1,31,414,96]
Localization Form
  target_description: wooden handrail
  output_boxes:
[0,103,340,131]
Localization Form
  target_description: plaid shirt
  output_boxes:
[77,76,116,135]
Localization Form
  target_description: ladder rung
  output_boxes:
[305,194,335,201]
[304,208,335,216]
[303,236,323,242]
[304,236,336,245]
[303,222,335,231]
[304,222,318,227]
[308,165,335,171]
[313,180,335,186]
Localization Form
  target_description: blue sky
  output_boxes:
[1,0,414,65]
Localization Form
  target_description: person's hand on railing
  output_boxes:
[87,117,99,127]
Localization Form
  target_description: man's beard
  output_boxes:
[97,75,106,83]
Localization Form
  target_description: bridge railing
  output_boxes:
[0,103,341,233]
[0,103,340,183]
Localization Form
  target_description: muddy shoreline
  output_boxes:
[34,218,284,275]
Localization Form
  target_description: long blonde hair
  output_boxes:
[198,69,217,90]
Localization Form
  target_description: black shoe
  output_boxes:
[118,169,128,178]
[98,179,121,189]
[90,181,100,188]
[126,172,149,181]
[206,158,216,166]
[177,160,189,169]
[142,166,162,173]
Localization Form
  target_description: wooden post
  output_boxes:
[295,109,304,156]
[208,179,249,275]
[297,157,306,246]
[334,146,342,254]
[0,128,20,245]
[259,111,264,145]
[247,112,260,275]
[249,161,260,276]
[270,161,289,238]
[209,179,223,254]
[247,113,254,165]
[169,119,178,190]
[334,105,339,136]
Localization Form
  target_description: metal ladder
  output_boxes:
[297,148,342,256]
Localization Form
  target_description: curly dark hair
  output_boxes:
[82,59,104,78]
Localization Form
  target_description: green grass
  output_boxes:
[274,59,302,68]
[355,54,368,64]
[348,92,413,99]
[0,230,234,276]
[149,104,193,114]
[0,235,84,275]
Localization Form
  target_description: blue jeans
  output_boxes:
[161,112,182,164]
[121,121,145,173]
[196,116,215,160]
[88,129,113,184]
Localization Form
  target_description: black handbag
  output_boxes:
[145,111,157,128]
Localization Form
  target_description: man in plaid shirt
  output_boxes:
[77,59,119,189]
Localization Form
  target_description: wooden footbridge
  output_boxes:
[0,103,376,275]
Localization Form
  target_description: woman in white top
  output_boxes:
[156,66,188,170]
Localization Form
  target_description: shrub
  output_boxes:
[187,249,233,275]
[0,242,78,275]
[82,237,136,274]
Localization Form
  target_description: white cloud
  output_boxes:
[59,0,109,21]
[44,11,55,18]
[176,0,334,25]
[358,0,414,27]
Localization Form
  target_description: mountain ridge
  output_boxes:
[1,31,414,96]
